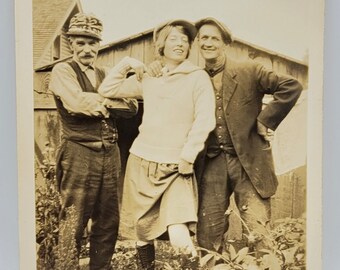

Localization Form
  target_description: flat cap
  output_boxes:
[67,13,103,40]
[196,17,233,44]
[153,19,197,43]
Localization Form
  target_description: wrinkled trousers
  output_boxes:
[57,140,120,270]
[197,152,271,252]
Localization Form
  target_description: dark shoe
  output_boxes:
[136,244,155,270]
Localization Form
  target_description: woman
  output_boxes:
[98,19,215,269]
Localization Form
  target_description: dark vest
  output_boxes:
[54,61,118,151]
[206,71,236,157]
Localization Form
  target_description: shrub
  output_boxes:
[35,143,306,270]
[55,205,79,270]
[35,143,60,269]
[199,210,306,270]
[35,143,81,269]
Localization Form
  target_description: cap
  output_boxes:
[195,17,233,44]
[153,19,197,43]
[67,13,103,40]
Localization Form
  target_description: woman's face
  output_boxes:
[163,27,190,64]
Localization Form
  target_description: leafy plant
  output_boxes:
[55,205,79,270]
[199,209,306,270]
[110,239,138,269]
[35,143,306,270]
[35,143,82,269]
[35,143,60,269]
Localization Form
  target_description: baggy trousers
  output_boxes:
[57,140,120,269]
[197,152,271,251]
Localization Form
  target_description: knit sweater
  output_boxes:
[98,57,216,163]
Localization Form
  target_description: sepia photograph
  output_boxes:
[16,0,323,269]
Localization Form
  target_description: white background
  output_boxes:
[81,0,309,61]
[0,0,339,269]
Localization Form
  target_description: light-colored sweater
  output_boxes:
[98,57,216,163]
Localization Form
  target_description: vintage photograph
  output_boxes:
[17,0,323,269]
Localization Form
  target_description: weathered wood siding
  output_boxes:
[96,34,308,87]
[60,28,73,59]
[34,32,308,223]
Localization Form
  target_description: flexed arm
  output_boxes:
[98,57,146,99]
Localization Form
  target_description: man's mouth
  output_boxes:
[202,48,215,52]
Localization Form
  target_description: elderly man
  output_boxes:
[49,13,137,269]
[194,17,303,252]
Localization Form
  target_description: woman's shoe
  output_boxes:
[136,244,155,270]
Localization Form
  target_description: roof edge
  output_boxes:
[34,0,82,69]
[35,23,308,71]
[233,37,308,67]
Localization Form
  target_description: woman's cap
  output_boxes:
[67,13,103,41]
[195,17,233,44]
[153,19,197,43]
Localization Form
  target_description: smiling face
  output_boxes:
[198,24,226,62]
[162,27,190,65]
[69,36,100,66]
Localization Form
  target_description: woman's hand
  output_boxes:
[146,60,164,77]
[125,57,146,81]
[178,159,193,176]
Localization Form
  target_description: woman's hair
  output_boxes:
[154,25,193,59]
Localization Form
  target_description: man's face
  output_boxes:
[70,36,100,66]
[198,24,225,61]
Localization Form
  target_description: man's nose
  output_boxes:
[83,44,92,53]
[204,38,213,46]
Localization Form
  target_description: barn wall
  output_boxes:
[60,29,73,59]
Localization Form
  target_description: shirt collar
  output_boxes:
[205,54,226,77]
[73,57,95,72]
[162,60,202,76]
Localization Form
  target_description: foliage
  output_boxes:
[35,143,80,269]
[35,143,306,270]
[110,240,199,270]
[55,205,79,270]
[110,239,138,269]
[199,210,306,270]
[35,143,60,269]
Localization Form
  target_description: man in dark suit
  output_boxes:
[195,17,303,252]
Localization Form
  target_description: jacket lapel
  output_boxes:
[222,57,238,111]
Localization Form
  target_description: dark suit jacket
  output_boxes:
[197,56,303,199]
